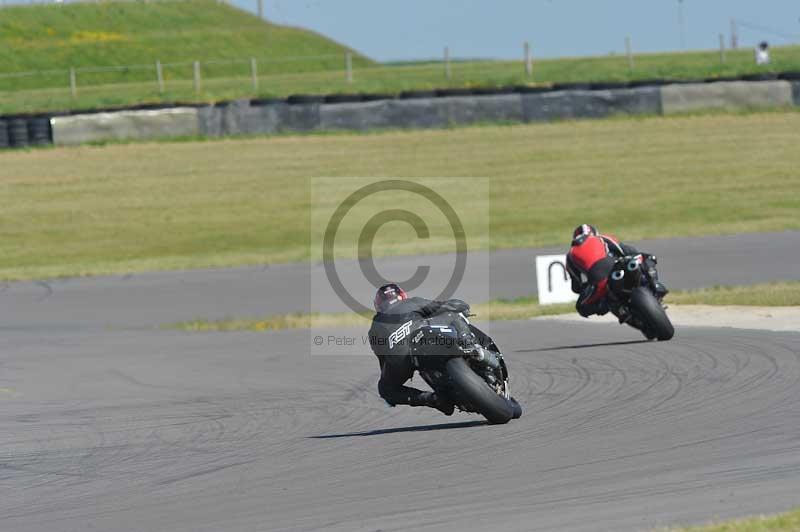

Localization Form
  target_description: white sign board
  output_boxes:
[535,254,578,305]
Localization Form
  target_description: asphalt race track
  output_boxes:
[2,315,800,531]
[2,231,800,530]
[2,231,800,328]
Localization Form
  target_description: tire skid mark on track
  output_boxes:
[2,323,800,531]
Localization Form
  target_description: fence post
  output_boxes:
[193,61,201,94]
[444,46,452,80]
[719,34,726,65]
[250,57,259,91]
[69,67,77,98]
[345,52,353,83]
[524,41,533,77]
[156,60,164,93]
[625,36,634,72]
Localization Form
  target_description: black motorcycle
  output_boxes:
[607,254,674,341]
[409,313,522,424]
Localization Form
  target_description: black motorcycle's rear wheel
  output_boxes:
[446,357,513,424]
[630,287,674,341]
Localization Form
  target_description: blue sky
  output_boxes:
[232,0,800,61]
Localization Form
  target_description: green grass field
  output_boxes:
[1,1,799,114]
[1,111,800,281]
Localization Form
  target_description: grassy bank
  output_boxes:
[1,111,799,280]
[169,281,800,332]
[0,0,370,112]
[0,0,370,79]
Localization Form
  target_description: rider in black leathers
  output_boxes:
[368,283,491,416]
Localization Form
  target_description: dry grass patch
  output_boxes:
[665,508,800,531]
[3,113,800,280]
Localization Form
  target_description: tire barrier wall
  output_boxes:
[195,94,528,136]
[4,79,799,149]
[197,99,320,136]
[320,93,526,131]
[0,120,8,149]
[196,89,660,138]
[0,117,51,149]
[50,107,200,146]
[521,87,662,121]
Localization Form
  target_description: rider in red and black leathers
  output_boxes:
[566,224,667,319]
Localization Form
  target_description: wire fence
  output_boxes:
[0,43,787,94]
[0,51,543,114]
[0,42,796,115]
[0,52,372,94]
[0,50,534,97]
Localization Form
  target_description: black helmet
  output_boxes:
[374,283,409,313]
[572,224,598,245]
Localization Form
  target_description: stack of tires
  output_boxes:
[0,120,8,149]
[9,118,30,148]
[27,117,51,146]
[0,116,52,149]
[0,119,28,149]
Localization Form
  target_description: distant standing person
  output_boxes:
[755,41,771,65]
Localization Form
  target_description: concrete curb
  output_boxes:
[661,80,793,114]
[51,107,200,146]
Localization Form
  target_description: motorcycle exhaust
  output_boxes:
[473,345,500,370]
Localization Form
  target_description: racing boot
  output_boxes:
[577,298,610,318]
[654,282,669,299]
[616,305,633,324]
[411,391,455,416]
[645,255,669,298]
[434,395,456,416]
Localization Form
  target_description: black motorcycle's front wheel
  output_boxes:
[446,357,514,424]
[629,286,674,341]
